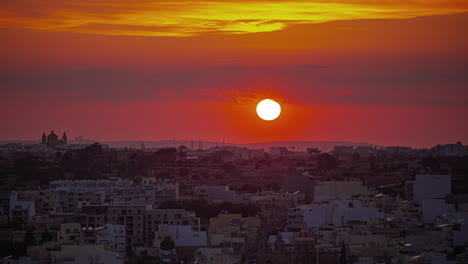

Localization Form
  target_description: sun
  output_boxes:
[256,99,281,121]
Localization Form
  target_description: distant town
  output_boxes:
[0,131,467,264]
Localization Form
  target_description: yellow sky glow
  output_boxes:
[0,1,466,36]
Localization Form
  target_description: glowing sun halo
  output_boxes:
[256,99,281,121]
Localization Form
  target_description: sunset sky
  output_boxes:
[1,1,467,148]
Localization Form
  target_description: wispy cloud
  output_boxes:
[0,0,466,36]
[293,65,329,69]
[2,62,467,106]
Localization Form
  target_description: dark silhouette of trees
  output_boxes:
[235,184,261,193]
[178,145,187,151]
[422,156,443,173]
[368,154,377,164]
[60,143,106,178]
[4,226,39,258]
[158,200,260,220]
[339,242,347,264]
[23,226,37,247]
[318,153,338,171]
[40,228,53,244]
[222,162,237,173]
[160,238,175,250]
[14,156,44,179]
[352,153,361,162]
[13,156,56,184]
[152,148,178,163]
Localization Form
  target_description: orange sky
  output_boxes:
[1,1,467,147]
[1,0,467,36]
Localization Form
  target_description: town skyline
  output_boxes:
[2,132,465,151]
[1,9,467,147]
[1,1,468,263]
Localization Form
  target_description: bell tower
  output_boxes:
[62,132,68,144]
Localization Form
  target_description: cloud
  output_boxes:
[1,62,467,106]
[321,89,363,96]
[0,1,466,36]
[182,89,268,104]
[293,65,329,69]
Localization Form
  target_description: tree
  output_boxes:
[368,154,377,164]
[40,228,53,244]
[238,184,261,193]
[10,241,26,258]
[74,143,106,177]
[352,153,360,162]
[318,153,338,171]
[422,156,443,172]
[21,226,37,256]
[178,145,187,151]
[160,238,175,250]
[14,156,48,181]
[222,162,237,173]
[339,242,347,264]
[152,148,178,163]
[177,145,188,161]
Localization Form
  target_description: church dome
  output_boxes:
[295,230,314,241]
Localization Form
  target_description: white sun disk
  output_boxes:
[256,99,281,121]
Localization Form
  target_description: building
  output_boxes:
[94,224,126,256]
[57,223,82,245]
[49,179,132,192]
[163,225,207,247]
[51,189,105,213]
[232,191,305,207]
[421,199,455,223]
[76,205,147,247]
[50,244,124,264]
[269,147,289,157]
[333,146,354,153]
[146,208,201,246]
[208,214,260,248]
[105,205,147,246]
[257,230,338,264]
[288,199,384,229]
[314,180,369,201]
[306,148,320,156]
[42,130,67,147]
[9,192,36,229]
[194,186,235,203]
[433,142,465,157]
[0,192,10,221]
[283,175,315,202]
[194,248,241,264]
[412,175,451,205]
